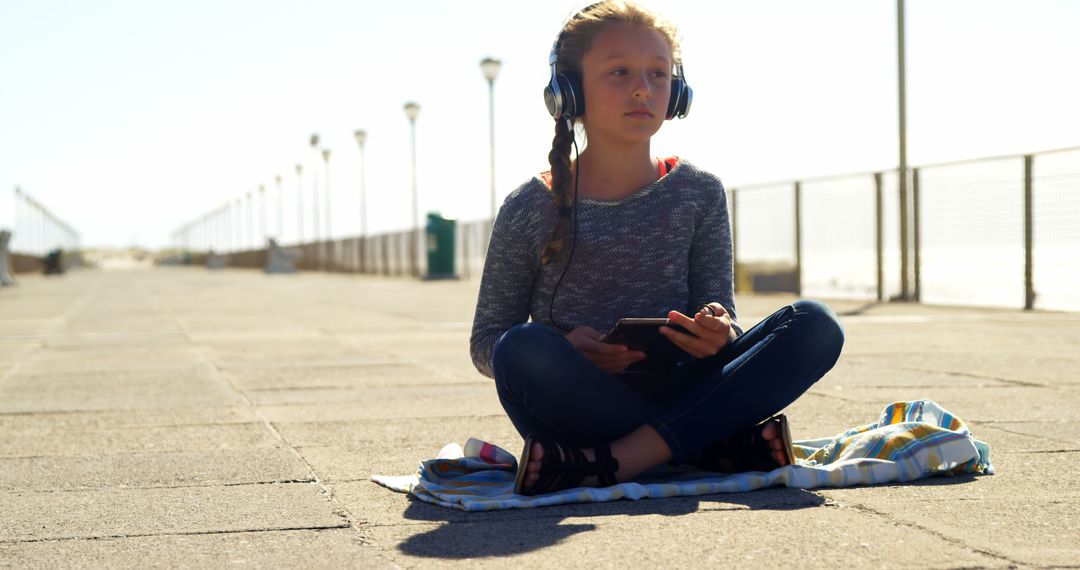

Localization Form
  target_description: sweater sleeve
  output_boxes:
[469,190,540,378]
[687,180,744,337]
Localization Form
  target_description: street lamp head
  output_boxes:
[353,129,367,146]
[403,101,421,121]
[275,175,282,185]
[480,57,502,81]
[309,133,320,148]
[259,185,265,193]
[295,163,303,175]
[322,148,331,161]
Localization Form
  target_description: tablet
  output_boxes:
[603,318,691,372]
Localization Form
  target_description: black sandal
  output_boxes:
[691,415,795,473]
[513,434,620,496]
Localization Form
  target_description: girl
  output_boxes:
[470,0,844,496]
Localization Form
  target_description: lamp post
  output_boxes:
[295,164,304,246]
[309,133,321,269]
[259,185,267,248]
[322,148,332,270]
[13,187,22,254]
[404,102,420,277]
[234,197,242,253]
[354,129,367,273]
[897,0,911,301]
[222,202,231,254]
[480,57,501,222]
[480,57,502,280]
[245,191,254,251]
[275,174,283,242]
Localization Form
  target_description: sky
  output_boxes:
[1,0,1078,250]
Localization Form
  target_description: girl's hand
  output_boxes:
[564,326,646,374]
[659,303,735,359]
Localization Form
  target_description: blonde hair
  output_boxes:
[540,1,682,265]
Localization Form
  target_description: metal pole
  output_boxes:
[897,0,911,301]
[275,175,284,241]
[295,164,304,247]
[875,172,884,301]
[235,198,242,253]
[323,149,332,270]
[246,192,254,251]
[259,185,267,247]
[223,205,229,254]
[488,78,497,224]
[312,157,320,268]
[1024,154,1035,310]
[410,118,419,278]
[794,181,802,297]
[357,140,367,272]
[913,167,922,301]
[12,187,20,254]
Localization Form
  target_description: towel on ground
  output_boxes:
[371,399,993,511]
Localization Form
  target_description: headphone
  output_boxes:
[544,3,693,330]
[543,6,694,122]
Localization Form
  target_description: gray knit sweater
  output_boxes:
[469,158,742,379]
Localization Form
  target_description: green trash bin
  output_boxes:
[425,212,456,279]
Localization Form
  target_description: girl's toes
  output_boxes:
[531,442,545,461]
[769,438,784,451]
[772,449,788,465]
[761,421,779,440]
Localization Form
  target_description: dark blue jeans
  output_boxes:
[491,299,845,464]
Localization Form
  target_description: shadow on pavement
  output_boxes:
[396,487,825,558]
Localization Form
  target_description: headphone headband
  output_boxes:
[542,3,692,122]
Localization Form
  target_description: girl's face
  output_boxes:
[580,23,673,148]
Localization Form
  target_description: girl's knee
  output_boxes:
[494,323,554,360]
[792,299,845,356]
[492,322,561,389]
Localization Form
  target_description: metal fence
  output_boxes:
[204,145,1079,312]
[729,145,1080,312]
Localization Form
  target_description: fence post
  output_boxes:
[794,181,802,297]
[874,172,884,301]
[899,168,910,301]
[730,188,739,294]
[0,230,17,287]
[913,167,922,302]
[1024,154,1035,310]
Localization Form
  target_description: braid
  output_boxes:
[540,119,575,265]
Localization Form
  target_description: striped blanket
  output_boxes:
[372,400,993,511]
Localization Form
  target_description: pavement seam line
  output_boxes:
[0,525,353,545]
[148,276,398,565]
[836,501,1027,567]
[974,423,1080,447]
[843,359,1050,387]
[2,479,320,495]
[189,343,398,561]
[0,278,100,388]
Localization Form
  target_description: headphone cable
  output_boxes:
[548,119,581,331]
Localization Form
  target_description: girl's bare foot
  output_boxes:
[760,420,790,466]
[689,416,793,473]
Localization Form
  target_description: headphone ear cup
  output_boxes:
[558,71,584,119]
[667,76,691,120]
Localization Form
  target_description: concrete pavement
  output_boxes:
[1,268,1078,568]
